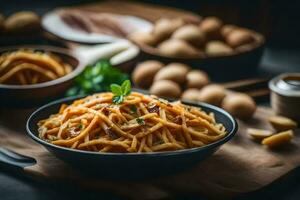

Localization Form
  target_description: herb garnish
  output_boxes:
[66,60,128,96]
[110,80,131,104]
[130,105,137,114]
[77,124,83,130]
[136,118,145,125]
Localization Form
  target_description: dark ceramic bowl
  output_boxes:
[26,95,237,180]
[0,45,84,107]
[135,30,265,81]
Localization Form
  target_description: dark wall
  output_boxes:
[1,0,300,48]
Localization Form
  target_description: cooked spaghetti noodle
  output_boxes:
[38,92,227,153]
[0,50,72,85]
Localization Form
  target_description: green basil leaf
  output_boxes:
[93,84,102,92]
[82,80,93,90]
[66,87,78,97]
[121,80,131,96]
[83,66,92,79]
[110,84,122,96]
[78,89,87,95]
[91,65,101,76]
[65,59,128,97]
[92,76,104,84]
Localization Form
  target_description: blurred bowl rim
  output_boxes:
[0,45,84,90]
[26,94,238,157]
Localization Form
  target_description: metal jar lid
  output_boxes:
[269,73,300,97]
[269,73,300,122]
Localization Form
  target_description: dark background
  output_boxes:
[1,1,300,200]
[1,0,300,75]
[2,0,300,49]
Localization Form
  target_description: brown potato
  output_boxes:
[198,84,226,106]
[222,93,256,119]
[268,116,298,131]
[152,18,185,41]
[226,29,254,48]
[181,15,202,25]
[199,17,223,39]
[154,62,189,84]
[205,41,233,56]
[158,39,201,58]
[181,88,200,101]
[221,24,236,38]
[149,80,181,98]
[186,70,210,89]
[4,11,40,33]
[132,60,164,89]
[129,31,158,46]
[171,25,206,47]
[235,43,255,52]
[247,128,273,140]
[262,130,294,148]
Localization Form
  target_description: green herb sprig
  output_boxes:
[110,80,131,104]
[129,105,137,114]
[66,60,128,96]
[136,117,145,125]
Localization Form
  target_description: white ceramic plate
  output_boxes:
[42,9,153,44]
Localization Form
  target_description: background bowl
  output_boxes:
[0,45,84,107]
[26,95,237,180]
[135,30,265,82]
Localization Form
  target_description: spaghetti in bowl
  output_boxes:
[0,45,83,107]
[37,92,227,153]
[27,93,237,178]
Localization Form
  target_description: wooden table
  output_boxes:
[1,1,300,200]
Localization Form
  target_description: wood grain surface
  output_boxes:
[0,1,297,199]
[45,0,201,46]
[70,0,201,22]
[0,107,299,200]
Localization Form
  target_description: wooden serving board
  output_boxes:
[0,106,299,200]
[45,0,202,52]
[45,0,201,47]
[65,0,201,23]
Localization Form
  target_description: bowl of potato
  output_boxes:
[0,11,45,46]
[132,60,257,120]
[130,17,265,81]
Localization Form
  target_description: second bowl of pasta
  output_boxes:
[0,45,84,107]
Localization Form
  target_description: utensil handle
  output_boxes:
[222,78,271,100]
[73,40,133,65]
[0,147,36,172]
[222,78,270,92]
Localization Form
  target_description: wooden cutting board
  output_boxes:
[64,0,201,23]
[0,106,299,200]
[45,0,201,46]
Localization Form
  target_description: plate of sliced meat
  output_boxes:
[42,8,153,44]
